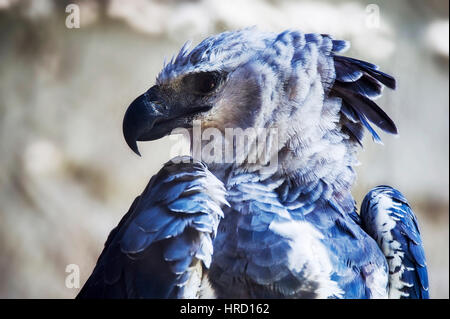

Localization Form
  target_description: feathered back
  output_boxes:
[329,40,397,145]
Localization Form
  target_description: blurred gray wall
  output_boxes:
[0,0,448,298]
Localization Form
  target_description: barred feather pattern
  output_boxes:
[361,186,430,299]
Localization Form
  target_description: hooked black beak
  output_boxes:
[122,86,167,156]
[123,85,212,156]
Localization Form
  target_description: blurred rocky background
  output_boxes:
[0,0,448,298]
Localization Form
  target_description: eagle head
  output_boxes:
[123,28,396,177]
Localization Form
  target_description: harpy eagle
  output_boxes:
[77,28,429,299]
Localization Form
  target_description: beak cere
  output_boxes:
[122,85,166,156]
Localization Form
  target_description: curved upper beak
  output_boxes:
[123,85,213,156]
[122,85,168,156]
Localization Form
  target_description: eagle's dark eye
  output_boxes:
[185,71,222,95]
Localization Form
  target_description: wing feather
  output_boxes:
[360,186,429,299]
[77,157,227,298]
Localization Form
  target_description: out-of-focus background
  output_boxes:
[0,0,448,298]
